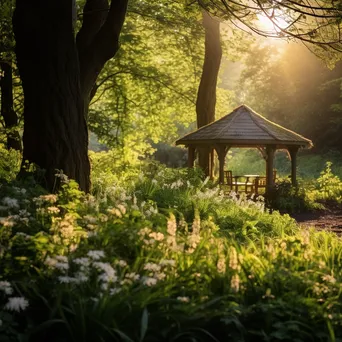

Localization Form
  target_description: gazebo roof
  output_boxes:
[176,104,313,148]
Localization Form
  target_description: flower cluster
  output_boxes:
[0,280,29,313]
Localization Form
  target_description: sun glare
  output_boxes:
[256,13,288,34]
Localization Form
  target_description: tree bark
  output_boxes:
[12,0,128,192]
[0,60,22,152]
[196,11,222,176]
[13,0,90,192]
[77,0,128,116]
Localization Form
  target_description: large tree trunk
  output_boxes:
[196,11,222,176]
[13,0,90,192]
[0,60,22,152]
[12,0,128,192]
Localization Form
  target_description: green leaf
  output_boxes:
[140,308,149,342]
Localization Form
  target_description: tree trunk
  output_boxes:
[13,0,90,192]
[0,60,22,152]
[12,0,128,192]
[196,11,222,176]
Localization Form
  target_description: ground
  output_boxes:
[292,204,342,234]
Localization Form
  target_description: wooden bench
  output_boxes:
[254,170,277,194]
[224,170,254,193]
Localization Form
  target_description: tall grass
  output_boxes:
[0,160,342,341]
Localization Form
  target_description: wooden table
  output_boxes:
[231,175,259,192]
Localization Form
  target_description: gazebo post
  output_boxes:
[215,145,229,184]
[266,145,276,193]
[210,148,215,180]
[288,146,299,186]
[187,146,196,168]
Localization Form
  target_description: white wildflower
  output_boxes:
[125,273,140,281]
[159,259,176,267]
[142,277,157,287]
[18,209,30,217]
[83,215,97,224]
[107,208,122,217]
[322,274,336,284]
[301,229,310,245]
[55,172,69,182]
[107,204,126,218]
[93,262,117,282]
[280,241,287,250]
[177,296,190,303]
[230,274,240,293]
[116,260,127,267]
[117,204,126,215]
[45,257,57,267]
[318,261,326,269]
[36,208,46,215]
[120,279,132,285]
[58,276,76,284]
[55,262,69,271]
[2,197,19,209]
[73,257,90,267]
[69,244,78,252]
[191,215,201,235]
[303,249,313,260]
[144,263,161,272]
[167,214,177,236]
[149,232,164,241]
[229,247,239,270]
[143,239,155,245]
[55,255,68,263]
[99,214,108,222]
[4,297,29,312]
[187,234,201,253]
[74,272,89,283]
[266,244,276,259]
[87,250,105,260]
[0,281,13,295]
[138,227,152,237]
[154,272,166,280]
[35,194,58,204]
[0,217,15,227]
[217,257,226,274]
[110,288,122,295]
[47,206,60,214]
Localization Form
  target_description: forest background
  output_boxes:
[1,0,342,184]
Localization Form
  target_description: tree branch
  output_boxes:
[93,0,129,64]
[76,0,109,52]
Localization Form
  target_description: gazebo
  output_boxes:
[176,105,312,192]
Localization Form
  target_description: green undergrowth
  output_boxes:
[0,162,342,341]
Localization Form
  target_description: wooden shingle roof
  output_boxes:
[176,104,312,148]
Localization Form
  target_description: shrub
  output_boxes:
[307,161,342,204]
[0,166,342,341]
[0,144,21,182]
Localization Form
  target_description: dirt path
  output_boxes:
[291,207,342,234]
